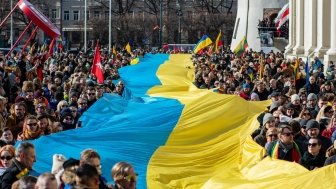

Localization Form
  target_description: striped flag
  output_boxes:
[214,30,223,53]
[234,36,248,56]
[275,3,289,30]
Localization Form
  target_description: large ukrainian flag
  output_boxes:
[31,54,335,188]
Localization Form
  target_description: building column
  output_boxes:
[285,0,296,55]
[324,0,336,72]
[293,0,304,55]
[304,0,317,56]
[314,0,331,58]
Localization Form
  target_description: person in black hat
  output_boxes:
[301,120,332,155]
[60,108,76,131]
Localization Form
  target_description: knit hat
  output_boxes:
[34,90,43,99]
[243,83,250,89]
[307,93,317,101]
[60,108,74,120]
[299,119,308,128]
[250,92,259,100]
[306,120,320,130]
[291,94,300,103]
[269,102,279,113]
[263,113,274,126]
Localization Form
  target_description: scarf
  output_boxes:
[20,129,42,140]
[271,141,301,163]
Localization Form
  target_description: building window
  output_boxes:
[94,11,100,18]
[64,11,70,20]
[73,10,79,20]
[52,9,57,19]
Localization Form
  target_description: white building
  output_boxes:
[230,0,287,52]
[285,0,336,71]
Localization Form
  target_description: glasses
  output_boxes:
[27,123,37,126]
[88,93,95,96]
[303,113,310,116]
[308,143,318,147]
[79,102,87,105]
[281,132,293,136]
[123,174,137,182]
[274,116,279,119]
[64,117,73,121]
[267,134,278,137]
[0,156,12,160]
[71,110,77,113]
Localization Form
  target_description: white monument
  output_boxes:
[231,0,287,52]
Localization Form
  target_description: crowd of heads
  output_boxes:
[0,142,137,189]
[192,46,336,168]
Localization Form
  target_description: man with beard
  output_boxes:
[6,102,27,139]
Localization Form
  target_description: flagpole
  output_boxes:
[10,0,13,48]
[84,0,87,52]
[108,0,111,53]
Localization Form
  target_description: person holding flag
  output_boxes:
[214,30,223,53]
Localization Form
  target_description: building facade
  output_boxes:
[285,0,336,70]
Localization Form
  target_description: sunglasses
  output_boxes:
[281,132,293,136]
[64,117,73,121]
[88,93,95,96]
[267,134,278,137]
[123,174,138,182]
[27,123,37,126]
[1,156,12,160]
[308,143,318,147]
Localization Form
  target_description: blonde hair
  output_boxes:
[0,145,15,157]
[57,100,69,113]
[111,161,134,181]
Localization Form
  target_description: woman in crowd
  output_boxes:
[111,161,137,189]
[299,137,326,170]
[322,115,336,140]
[0,127,15,145]
[0,145,15,176]
[17,115,42,141]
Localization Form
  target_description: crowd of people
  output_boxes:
[0,42,335,188]
[192,47,336,169]
[0,45,141,188]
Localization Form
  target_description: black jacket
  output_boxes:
[1,159,27,189]
[299,151,326,170]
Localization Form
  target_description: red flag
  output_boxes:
[47,38,56,57]
[91,43,104,84]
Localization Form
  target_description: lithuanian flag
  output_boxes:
[234,36,249,56]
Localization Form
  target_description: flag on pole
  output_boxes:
[293,57,300,80]
[214,30,223,53]
[193,35,213,54]
[275,3,289,30]
[125,42,131,54]
[91,42,105,84]
[259,57,263,80]
[47,38,56,57]
[58,36,64,52]
[234,36,249,56]
[112,45,117,60]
